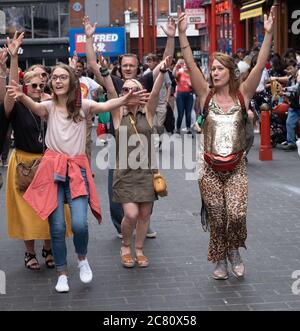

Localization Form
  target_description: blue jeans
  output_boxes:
[48,169,89,272]
[108,168,123,233]
[176,92,194,130]
[286,108,300,145]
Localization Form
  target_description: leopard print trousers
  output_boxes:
[199,158,248,263]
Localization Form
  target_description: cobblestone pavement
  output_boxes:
[1,133,300,311]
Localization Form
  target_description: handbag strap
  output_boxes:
[129,114,156,174]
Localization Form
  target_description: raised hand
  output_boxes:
[124,89,150,106]
[69,51,78,69]
[161,16,176,37]
[97,52,109,69]
[6,31,24,57]
[160,55,173,71]
[7,80,23,100]
[264,6,275,34]
[83,16,97,38]
[177,5,188,34]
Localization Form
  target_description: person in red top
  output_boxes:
[174,59,194,134]
[8,63,148,293]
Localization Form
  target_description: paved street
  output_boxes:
[1,132,300,311]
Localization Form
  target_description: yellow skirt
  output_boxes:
[6,149,72,240]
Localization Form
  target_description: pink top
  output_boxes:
[176,71,193,93]
[23,149,102,224]
[42,99,94,156]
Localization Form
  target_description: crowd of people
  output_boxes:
[0,5,299,293]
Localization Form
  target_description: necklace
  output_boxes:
[27,109,43,143]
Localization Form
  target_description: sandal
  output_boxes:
[24,252,40,270]
[120,243,135,268]
[42,247,55,269]
[135,247,149,268]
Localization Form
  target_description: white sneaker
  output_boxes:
[55,275,69,293]
[296,139,300,157]
[78,259,93,283]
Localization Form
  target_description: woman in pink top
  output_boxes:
[8,63,148,293]
[174,59,194,134]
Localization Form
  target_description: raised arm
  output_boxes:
[0,48,8,103]
[97,53,118,100]
[83,16,104,86]
[241,6,275,100]
[147,56,172,123]
[7,80,48,118]
[4,32,24,116]
[177,6,209,102]
[152,17,176,80]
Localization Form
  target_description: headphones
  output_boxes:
[118,54,141,78]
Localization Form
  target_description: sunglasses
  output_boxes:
[28,83,45,89]
[121,86,140,94]
[40,72,48,78]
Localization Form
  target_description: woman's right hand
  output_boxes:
[83,16,97,38]
[123,89,150,106]
[7,79,24,100]
[6,31,24,57]
[177,6,188,34]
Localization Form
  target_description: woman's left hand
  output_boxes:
[264,6,275,34]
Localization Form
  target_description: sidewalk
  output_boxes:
[0,133,300,311]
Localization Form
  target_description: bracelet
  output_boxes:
[180,44,190,50]
[99,67,109,77]
[160,68,167,74]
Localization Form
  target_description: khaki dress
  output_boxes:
[113,107,157,204]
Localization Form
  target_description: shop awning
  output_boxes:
[240,0,265,21]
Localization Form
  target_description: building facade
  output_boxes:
[0,0,70,68]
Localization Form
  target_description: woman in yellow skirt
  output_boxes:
[4,32,71,270]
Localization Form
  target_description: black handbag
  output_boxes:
[163,103,175,133]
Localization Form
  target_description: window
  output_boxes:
[1,5,32,38]
[33,3,59,38]
[0,2,69,39]
[169,0,185,15]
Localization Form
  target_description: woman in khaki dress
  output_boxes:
[112,57,172,268]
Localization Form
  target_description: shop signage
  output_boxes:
[185,0,205,24]
[69,27,126,57]
[216,0,230,15]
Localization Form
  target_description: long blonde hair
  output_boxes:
[210,52,240,99]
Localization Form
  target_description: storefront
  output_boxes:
[17,41,69,69]
[201,0,244,55]
[239,0,269,51]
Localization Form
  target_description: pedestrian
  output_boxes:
[83,15,176,238]
[177,5,275,279]
[111,57,171,268]
[173,59,194,135]
[4,32,61,271]
[7,62,148,292]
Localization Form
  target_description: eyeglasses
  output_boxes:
[51,74,69,82]
[28,83,45,89]
[121,86,140,94]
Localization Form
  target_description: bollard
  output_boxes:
[259,103,273,161]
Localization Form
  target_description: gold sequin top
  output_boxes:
[203,97,246,157]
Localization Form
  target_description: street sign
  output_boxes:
[185,8,205,24]
[69,27,126,57]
